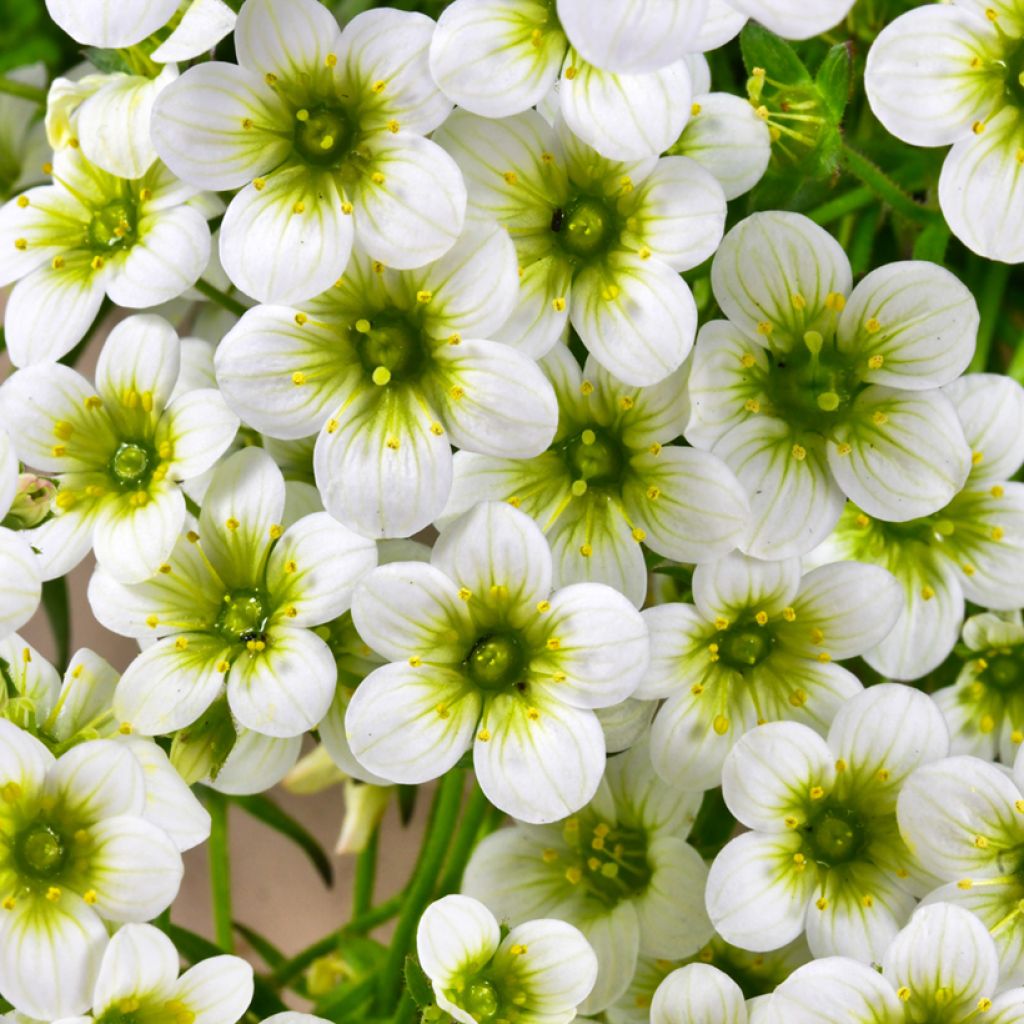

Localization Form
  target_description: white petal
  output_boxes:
[92,923,178,1009]
[495,918,597,1011]
[572,252,697,387]
[172,955,255,1024]
[0,530,42,637]
[635,836,712,958]
[22,507,98,581]
[837,261,978,389]
[830,386,971,521]
[49,737,145,821]
[696,0,747,49]
[692,550,801,624]
[234,0,341,79]
[433,501,554,609]
[770,958,902,1023]
[227,625,336,737]
[92,485,186,584]
[650,964,747,1024]
[95,313,180,409]
[44,0,178,47]
[151,0,237,62]
[345,662,480,783]
[865,5,994,147]
[577,902,641,1014]
[417,894,500,987]
[151,62,292,191]
[158,387,241,481]
[474,691,605,823]
[946,373,1024,483]
[351,134,466,270]
[728,0,854,38]
[0,718,54,797]
[205,730,302,795]
[219,166,353,304]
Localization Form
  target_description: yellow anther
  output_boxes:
[372,366,392,386]
[745,398,761,413]
[145,614,159,629]
[897,987,911,1002]
[817,651,832,663]
[835,442,852,456]
[861,894,873,907]
[974,834,989,848]
[253,177,266,191]
[526,706,540,721]
[972,450,985,465]
[372,79,387,92]
[789,689,807,707]
[325,52,337,66]
[373,260,386,274]
[691,683,705,695]
[810,785,825,800]
[294,312,308,326]
[241,117,254,129]
[755,610,768,626]
[973,120,986,134]
[83,889,98,904]
[825,292,846,311]
[646,486,661,500]
[601,284,620,301]
[963,563,976,576]
[565,866,582,884]
[51,445,66,458]
[872,411,888,426]
[371,172,385,186]
[546,638,561,651]
[921,585,935,600]
[741,353,756,368]
[458,587,472,601]
[579,544,592,557]
[55,491,77,509]
[865,318,881,334]
[449,385,464,401]
[791,444,806,461]
[283,559,297,574]
[1,781,21,803]
[959,878,974,889]
[631,527,646,542]
[816,897,828,910]
[175,637,189,650]
[46,887,61,902]
[52,255,65,269]
[1014,731,1024,744]
[268,523,283,540]
[292,201,305,214]
[225,517,239,531]
[757,320,773,335]
[13,237,27,250]
[619,395,635,410]
[429,421,443,436]
[91,255,104,270]
[649,442,662,455]
[876,768,890,782]
[783,607,796,622]
[714,616,729,631]
[564,65,578,79]
[477,728,491,742]
[979,998,993,1012]
[981,714,996,734]
[503,170,518,185]
[216,660,230,673]
[713,715,729,735]
[416,290,433,304]
[435,703,450,719]
[295,108,310,122]
[16,195,28,208]
[856,513,870,528]
[1,897,14,910]
[867,354,884,369]
[580,379,594,395]
[791,293,806,311]
[291,371,306,386]
[552,296,566,312]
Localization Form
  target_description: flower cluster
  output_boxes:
[2,0,1024,1021]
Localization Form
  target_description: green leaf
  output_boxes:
[815,43,852,123]
[740,22,809,86]
[234,920,286,968]
[403,956,435,1009]
[81,47,133,74]
[41,576,69,670]
[231,792,334,886]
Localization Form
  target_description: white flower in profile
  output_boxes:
[88,447,377,740]
[935,612,1024,762]
[436,111,725,386]
[897,744,1024,984]
[345,502,648,823]
[707,684,949,963]
[215,222,558,539]
[68,923,253,1024]
[0,65,49,200]
[668,54,772,202]
[152,0,465,304]
[441,344,749,608]
[0,149,217,365]
[767,903,1023,1024]
[0,722,186,1019]
[0,315,239,583]
[815,373,1024,680]
[462,739,712,1014]
[717,0,855,40]
[0,428,42,641]
[641,552,901,791]
[866,1,1024,262]
[417,894,598,1024]
[688,211,977,558]
[650,964,750,1024]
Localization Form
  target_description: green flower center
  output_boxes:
[558,426,626,490]
[559,816,652,907]
[88,198,137,252]
[982,651,1024,692]
[465,633,528,691]
[719,627,775,668]
[999,35,1024,106]
[216,589,269,644]
[802,805,866,867]
[462,980,500,1021]
[15,822,69,879]
[109,441,152,486]
[293,104,354,167]
[351,313,427,385]
[554,194,617,262]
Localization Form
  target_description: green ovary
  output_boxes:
[553,194,617,262]
[558,426,626,490]
[999,35,1024,107]
[292,104,354,167]
[351,314,428,384]
[802,805,866,867]
[719,627,775,669]
[216,589,269,644]
[465,633,528,691]
[14,822,69,880]
[109,441,152,486]
[88,198,137,252]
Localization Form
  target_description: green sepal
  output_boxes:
[740,22,809,86]
[170,697,237,784]
[41,576,70,671]
[815,43,852,123]
[404,956,435,1009]
[82,47,133,74]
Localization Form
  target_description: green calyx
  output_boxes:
[465,633,528,692]
[553,194,617,263]
[14,821,69,880]
[216,588,270,645]
[981,651,1024,692]
[558,815,652,907]
[109,441,153,487]
[558,425,626,491]
[802,804,866,867]
[88,198,137,252]
[351,313,428,385]
[293,104,355,167]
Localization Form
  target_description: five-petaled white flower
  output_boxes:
[345,501,649,823]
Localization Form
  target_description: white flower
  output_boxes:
[462,740,711,1014]
[435,111,726,386]
[69,922,253,1024]
[707,684,949,962]
[935,612,1024,762]
[151,0,465,303]
[866,1,1024,262]
[346,501,648,822]
[0,431,42,642]
[88,446,377,739]
[897,745,1024,984]
[417,894,598,1024]
[814,372,1024,680]
[441,344,749,608]
[767,903,1022,1023]
[641,552,901,791]
[722,0,855,40]
[215,222,558,538]
[650,964,748,1024]
[0,149,217,365]
[0,722,185,1019]
[0,314,239,583]
[688,211,977,558]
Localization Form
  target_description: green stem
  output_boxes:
[806,186,873,226]
[1008,330,1024,384]
[316,974,377,1018]
[376,770,465,1013]
[267,892,405,988]
[0,75,46,104]
[389,990,416,1024]
[207,791,234,952]
[436,782,490,896]
[839,142,936,224]
[353,827,378,917]
[194,277,249,317]
[968,262,1010,373]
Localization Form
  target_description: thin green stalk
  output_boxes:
[0,75,46,104]
[267,892,405,987]
[806,186,873,225]
[1008,330,1024,384]
[194,277,249,317]
[389,990,416,1024]
[353,827,379,917]
[376,770,465,1013]
[969,262,1010,373]
[839,142,936,224]
[207,791,234,952]
[436,783,490,896]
